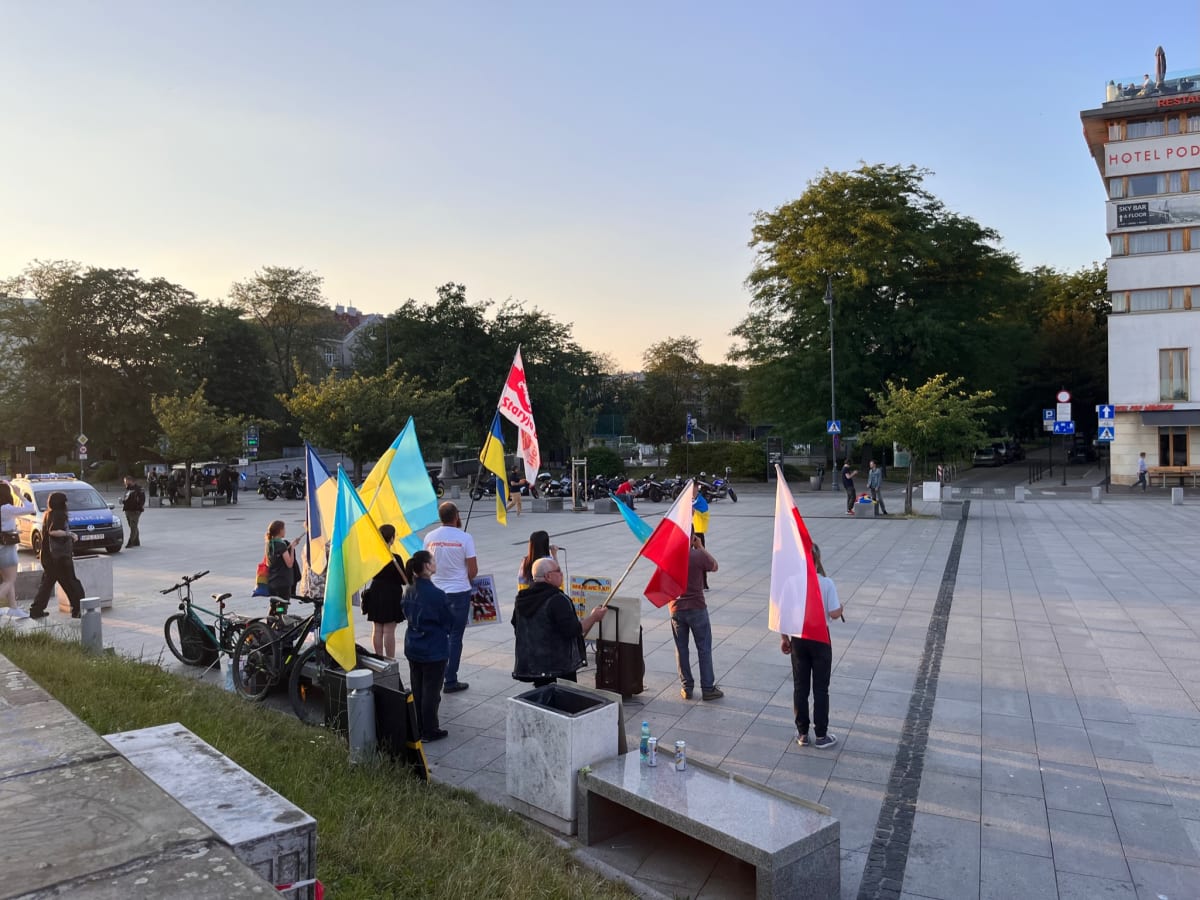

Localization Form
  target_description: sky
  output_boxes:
[1,3,1192,370]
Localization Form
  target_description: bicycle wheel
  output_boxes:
[232,621,280,701]
[164,613,210,666]
[288,643,335,725]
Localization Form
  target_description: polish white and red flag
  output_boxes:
[767,467,830,644]
[498,347,541,485]
[642,482,695,608]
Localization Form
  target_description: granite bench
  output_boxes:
[530,496,564,512]
[201,494,229,506]
[577,753,839,899]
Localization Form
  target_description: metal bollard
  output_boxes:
[346,669,377,764]
[80,597,103,654]
[218,651,235,692]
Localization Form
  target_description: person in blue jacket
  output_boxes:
[402,550,455,742]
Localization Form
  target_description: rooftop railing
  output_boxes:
[1105,70,1200,104]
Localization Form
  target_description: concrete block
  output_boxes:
[57,553,113,613]
[506,683,619,834]
[1015,486,1026,502]
[579,753,840,900]
[13,562,42,603]
[104,723,317,897]
[923,481,941,502]
[1172,487,1184,505]
[531,497,564,513]
[940,500,966,520]
[592,498,619,515]
[1091,486,1102,503]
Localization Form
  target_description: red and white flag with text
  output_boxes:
[767,468,830,644]
[498,347,541,485]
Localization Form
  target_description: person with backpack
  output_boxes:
[122,476,146,548]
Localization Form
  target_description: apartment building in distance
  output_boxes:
[1080,60,1200,484]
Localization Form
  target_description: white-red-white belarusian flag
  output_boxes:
[767,467,830,644]
[498,347,540,485]
[641,482,695,607]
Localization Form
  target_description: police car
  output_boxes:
[8,473,125,555]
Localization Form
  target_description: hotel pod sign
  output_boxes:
[1104,135,1200,176]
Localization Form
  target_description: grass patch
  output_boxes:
[0,631,634,900]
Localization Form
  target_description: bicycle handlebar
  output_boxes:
[158,570,210,594]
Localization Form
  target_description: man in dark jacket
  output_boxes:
[121,476,145,547]
[513,558,608,686]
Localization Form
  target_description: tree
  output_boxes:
[862,374,998,514]
[282,367,465,482]
[562,398,599,461]
[151,385,245,506]
[733,164,1024,446]
[229,267,334,399]
[172,303,278,421]
[2,262,196,470]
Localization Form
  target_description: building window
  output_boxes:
[1189,114,1200,133]
[1131,289,1171,311]
[1160,348,1189,401]
[1124,172,1182,198]
[1188,170,1200,192]
[1109,122,1123,141]
[1128,119,1166,138]
[1158,428,1189,466]
[1109,178,1126,199]
[1129,231,1170,254]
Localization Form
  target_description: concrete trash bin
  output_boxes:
[506,682,618,834]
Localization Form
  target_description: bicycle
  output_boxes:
[231,595,323,701]
[161,571,248,667]
[288,638,338,725]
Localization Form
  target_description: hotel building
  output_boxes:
[1080,69,1200,483]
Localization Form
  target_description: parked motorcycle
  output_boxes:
[428,468,445,499]
[257,474,279,501]
[280,472,306,501]
[469,473,499,502]
[634,474,665,503]
[711,467,738,502]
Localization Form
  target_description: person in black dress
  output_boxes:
[364,523,407,658]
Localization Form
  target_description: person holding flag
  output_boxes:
[669,532,722,701]
[768,468,844,750]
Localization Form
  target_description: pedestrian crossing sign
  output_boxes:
[1097,426,1115,442]
[827,420,841,434]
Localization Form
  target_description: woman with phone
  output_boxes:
[265,519,303,600]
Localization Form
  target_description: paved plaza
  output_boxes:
[6,479,1200,899]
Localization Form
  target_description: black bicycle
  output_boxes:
[231,596,324,701]
[161,571,248,667]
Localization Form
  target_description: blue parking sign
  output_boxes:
[1043,409,1055,421]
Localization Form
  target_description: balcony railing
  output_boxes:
[1105,69,1200,104]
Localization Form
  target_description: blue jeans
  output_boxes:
[444,590,472,686]
[670,607,715,692]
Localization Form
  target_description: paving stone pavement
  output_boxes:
[4,482,1200,900]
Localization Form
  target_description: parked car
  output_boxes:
[1067,437,1098,464]
[7,473,124,555]
[972,446,1003,467]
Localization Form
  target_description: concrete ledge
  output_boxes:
[578,753,839,899]
[593,498,619,515]
[0,654,276,897]
[531,497,564,513]
[201,495,229,507]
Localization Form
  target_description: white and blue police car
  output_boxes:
[8,473,124,555]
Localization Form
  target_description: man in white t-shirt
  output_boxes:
[423,502,478,693]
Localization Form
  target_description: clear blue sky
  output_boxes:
[1,3,1190,369]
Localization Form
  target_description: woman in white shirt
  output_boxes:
[0,481,36,613]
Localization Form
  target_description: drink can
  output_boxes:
[674,740,687,771]
[647,737,658,766]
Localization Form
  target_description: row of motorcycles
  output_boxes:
[528,468,737,503]
[256,469,306,501]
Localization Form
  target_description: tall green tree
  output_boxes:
[863,374,998,514]
[733,164,1024,444]
[1,262,195,469]
[151,385,245,505]
[229,267,334,399]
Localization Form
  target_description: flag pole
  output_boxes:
[467,349,525,530]
[601,479,693,607]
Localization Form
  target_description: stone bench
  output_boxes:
[201,494,229,507]
[578,753,839,899]
[592,498,619,514]
[530,496,564,512]
[105,723,317,897]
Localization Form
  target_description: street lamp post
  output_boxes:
[825,276,837,491]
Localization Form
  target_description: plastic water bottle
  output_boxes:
[640,721,651,761]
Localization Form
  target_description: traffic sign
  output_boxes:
[1096,404,1115,420]
[1042,409,1055,421]
[1056,390,1071,403]
[827,420,841,435]
[1052,421,1075,435]
[1097,426,1115,442]
[78,445,88,459]
[1057,402,1071,422]
[77,433,88,445]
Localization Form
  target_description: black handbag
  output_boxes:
[0,532,19,546]
[48,532,74,559]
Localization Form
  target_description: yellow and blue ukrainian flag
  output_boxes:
[360,417,440,558]
[479,411,508,526]
[320,467,396,671]
[304,442,338,576]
